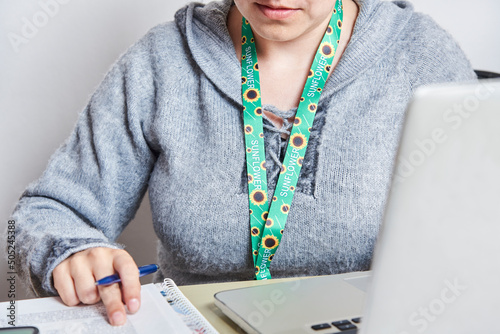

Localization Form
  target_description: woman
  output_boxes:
[13,0,475,326]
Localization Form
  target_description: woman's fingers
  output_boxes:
[70,252,100,305]
[113,253,141,313]
[98,283,128,326]
[52,247,142,326]
[53,259,80,306]
[94,250,140,325]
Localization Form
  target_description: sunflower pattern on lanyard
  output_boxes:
[241,0,343,280]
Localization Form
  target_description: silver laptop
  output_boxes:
[214,79,500,334]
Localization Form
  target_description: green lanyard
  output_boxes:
[241,1,343,280]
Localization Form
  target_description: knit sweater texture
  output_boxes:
[12,0,476,296]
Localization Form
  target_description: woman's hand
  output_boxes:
[53,247,141,326]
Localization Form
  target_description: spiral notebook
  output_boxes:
[158,278,219,334]
[0,278,218,334]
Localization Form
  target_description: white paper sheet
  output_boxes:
[0,284,191,334]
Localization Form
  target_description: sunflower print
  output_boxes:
[244,124,253,134]
[262,235,279,250]
[281,204,291,214]
[243,88,260,103]
[261,211,269,221]
[289,133,307,150]
[319,42,335,58]
[250,189,267,206]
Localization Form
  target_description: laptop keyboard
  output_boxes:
[311,317,361,333]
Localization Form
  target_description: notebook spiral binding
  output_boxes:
[161,278,219,334]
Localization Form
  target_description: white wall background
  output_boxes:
[411,0,500,74]
[1,0,499,302]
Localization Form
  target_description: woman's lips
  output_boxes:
[256,3,299,20]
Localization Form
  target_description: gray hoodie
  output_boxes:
[13,0,475,296]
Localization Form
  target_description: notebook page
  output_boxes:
[0,284,191,334]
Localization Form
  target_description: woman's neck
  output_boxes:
[227,0,359,111]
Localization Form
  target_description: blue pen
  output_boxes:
[94,264,159,286]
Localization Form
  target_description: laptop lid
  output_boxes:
[361,79,500,334]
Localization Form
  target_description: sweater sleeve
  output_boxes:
[405,12,477,88]
[11,39,158,297]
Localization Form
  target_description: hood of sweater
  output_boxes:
[174,0,415,105]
